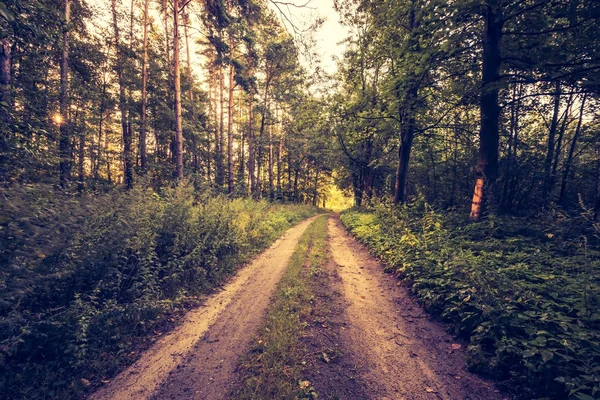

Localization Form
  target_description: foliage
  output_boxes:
[341,203,600,399]
[232,215,329,400]
[0,183,317,400]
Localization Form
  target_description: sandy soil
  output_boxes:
[90,216,318,400]
[327,216,506,400]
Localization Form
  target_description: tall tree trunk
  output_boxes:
[217,63,225,187]
[542,81,562,202]
[173,0,183,181]
[77,121,85,192]
[268,105,274,200]
[256,79,271,198]
[559,94,587,205]
[394,115,415,204]
[140,0,149,173]
[59,0,71,187]
[111,0,134,188]
[277,119,283,198]
[0,37,11,154]
[501,82,521,211]
[312,169,319,206]
[248,97,256,197]
[227,50,235,194]
[469,3,503,220]
[393,4,418,205]
[552,93,574,179]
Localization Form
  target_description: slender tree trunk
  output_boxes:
[111,0,134,188]
[78,121,85,192]
[469,3,503,220]
[559,94,587,205]
[542,81,562,202]
[217,63,225,187]
[227,48,235,194]
[268,105,274,200]
[0,37,11,154]
[173,0,184,181]
[277,120,283,198]
[140,0,149,173]
[312,169,319,206]
[248,96,256,197]
[59,0,71,187]
[501,82,521,211]
[552,93,574,179]
[394,115,415,204]
[256,79,271,198]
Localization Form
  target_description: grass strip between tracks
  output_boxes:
[231,214,329,400]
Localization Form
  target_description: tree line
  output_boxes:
[332,0,600,219]
[0,0,334,205]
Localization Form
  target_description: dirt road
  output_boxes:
[91,214,505,400]
[327,216,504,400]
[91,216,319,400]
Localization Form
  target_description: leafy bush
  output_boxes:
[341,203,600,400]
[0,184,316,399]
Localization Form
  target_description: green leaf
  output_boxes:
[572,393,596,400]
[541,350,554,363]
[0,2,14,21]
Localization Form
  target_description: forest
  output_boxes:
[0,0,599,399]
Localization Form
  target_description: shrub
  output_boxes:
[341,203,600,400]
[0,183,317,399]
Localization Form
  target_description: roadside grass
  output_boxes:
[232,214,330,400]
[0,183,318,400]
[340,202,600,400]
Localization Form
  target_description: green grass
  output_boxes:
[340,202,600,400]
[232,214,329,400]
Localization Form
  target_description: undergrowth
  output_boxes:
[232,214,329,400]
[0,183,317,400]
[341,202,600,400]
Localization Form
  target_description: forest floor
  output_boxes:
[90,215,505,400]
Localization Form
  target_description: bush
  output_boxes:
[0,183,317,399]
[341,203,600,400]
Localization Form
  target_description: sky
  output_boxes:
[310,0,349,75]
[270,0,350,76]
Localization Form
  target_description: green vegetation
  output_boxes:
[0,184,316,399]
[232,214,329,400]
[341,203,600,400]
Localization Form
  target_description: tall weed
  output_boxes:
[0,184,316,399]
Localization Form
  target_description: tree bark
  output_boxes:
[0,37,10,144]
[140,0,149,173]
[559,94,587,205]
[111,0,134,188]
[268,104,274,200]
[469,3,503,220]
[542,81,561,202]
[394,114,415,204]
[173,0,184,181]
[227,48,235,194]
[59,0,71,187]
[248,96,256,197]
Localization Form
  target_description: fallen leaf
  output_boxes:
[450,343,462,350]
[425,387,436,393]
[321,352,330,363]
[360,296,366,299]
[81,378,91,387]
[299,380,311,389]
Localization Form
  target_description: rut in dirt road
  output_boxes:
[327,216,505,400]
[91,216,319,400]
